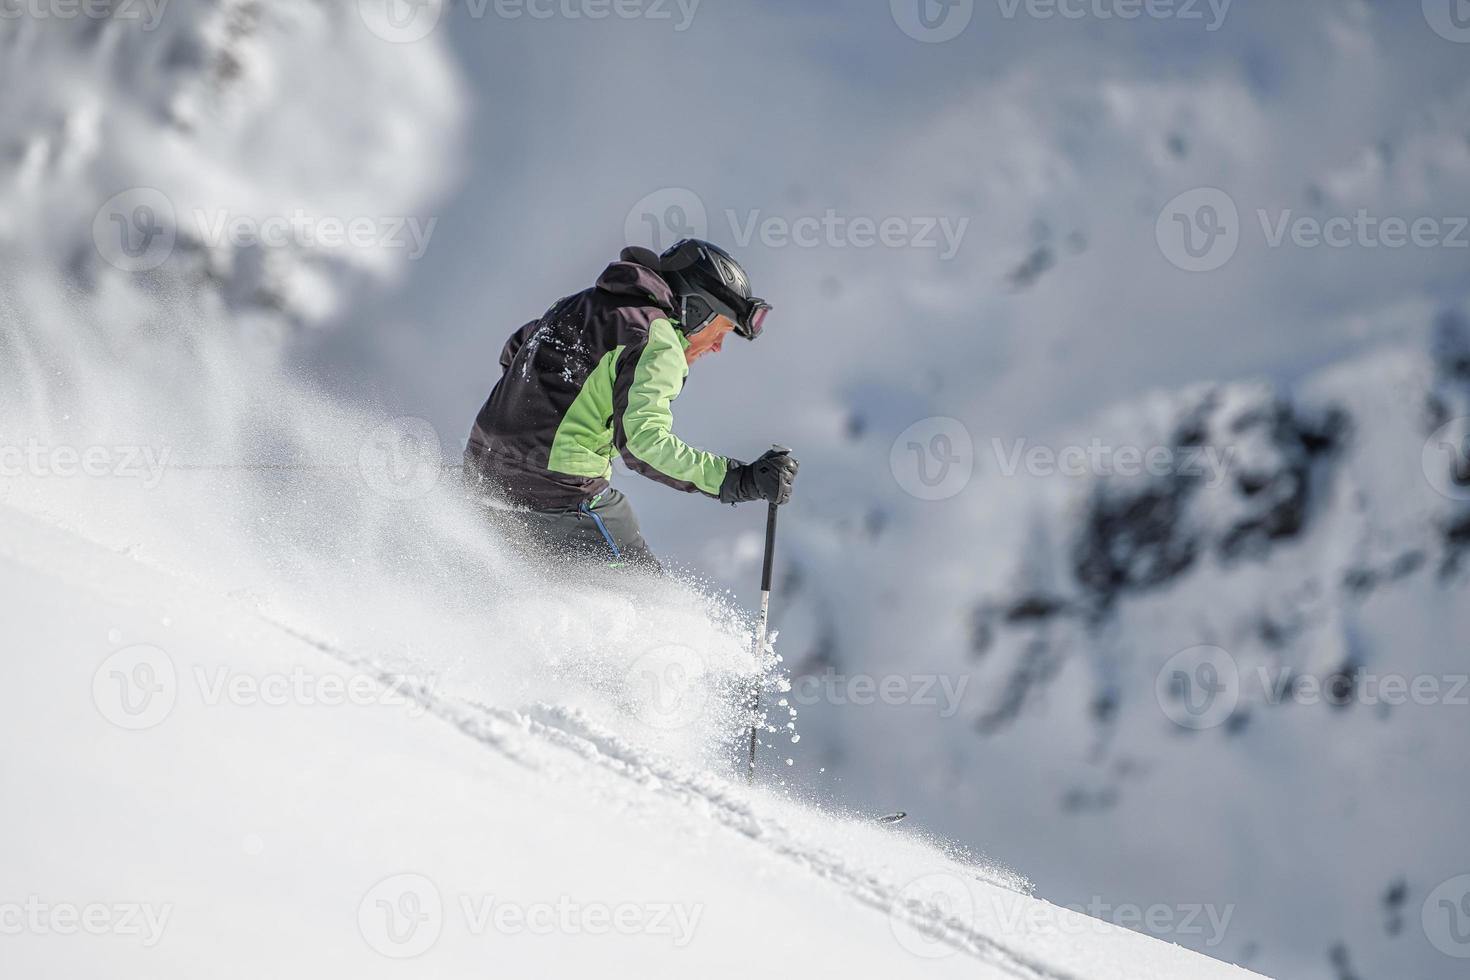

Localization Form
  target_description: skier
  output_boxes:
[464,239,800,571]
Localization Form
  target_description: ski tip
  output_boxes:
[876,811,908,824]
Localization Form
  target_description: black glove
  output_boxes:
[720,447,799,505]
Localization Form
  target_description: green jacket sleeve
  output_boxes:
[612,317,729,497]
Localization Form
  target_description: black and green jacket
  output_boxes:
[465,248,730,509]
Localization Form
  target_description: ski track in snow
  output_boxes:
[261,616,1079,980]
[0,499,1262,979]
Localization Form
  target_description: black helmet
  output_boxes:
[658,239,771,340]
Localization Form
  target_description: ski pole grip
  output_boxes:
[761,501,778,593]
[759,443,785,593]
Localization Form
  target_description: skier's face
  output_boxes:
[685,314,736,366]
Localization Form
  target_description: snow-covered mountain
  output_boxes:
[779,320,1470,980]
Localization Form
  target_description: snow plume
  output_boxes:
[0,6,759,771]
[0,2,461,326]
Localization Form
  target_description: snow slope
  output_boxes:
[0,492,1266,979]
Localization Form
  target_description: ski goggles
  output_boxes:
[682,291,772,341]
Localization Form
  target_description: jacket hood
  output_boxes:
[596,246,676,312]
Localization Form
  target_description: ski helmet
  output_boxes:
[658,239,771,340]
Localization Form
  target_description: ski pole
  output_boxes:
[746,497,779,784]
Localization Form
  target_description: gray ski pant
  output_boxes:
[485,488,661,572]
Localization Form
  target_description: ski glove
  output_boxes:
[719,447,799,505]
